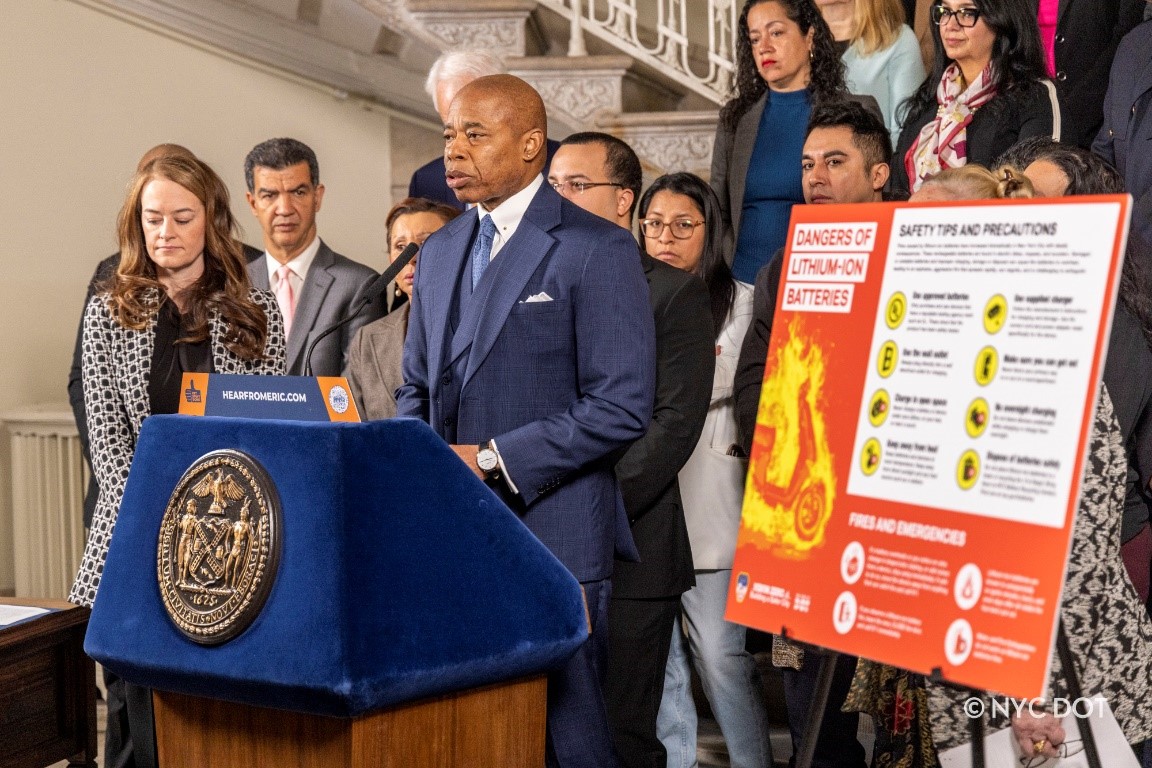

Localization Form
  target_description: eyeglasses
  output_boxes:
[550,180,623,195]
[639,218,706,239]
[1018,740,1083,768]
[931,5,981,27]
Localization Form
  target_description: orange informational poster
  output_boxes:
[727,196,1129,699]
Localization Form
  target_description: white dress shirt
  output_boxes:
[265,235,322,297]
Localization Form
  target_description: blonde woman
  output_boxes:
[818,0,925,144]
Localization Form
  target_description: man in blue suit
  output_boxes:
[396,75,656,768]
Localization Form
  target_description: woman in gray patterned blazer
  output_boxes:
[70,154,286,607]
[68,154,285,768]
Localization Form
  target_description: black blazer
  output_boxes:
[889,79,1059,199]
[612,254,714,599]
[1046,0,1145,149]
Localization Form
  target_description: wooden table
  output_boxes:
[0,598,96,768]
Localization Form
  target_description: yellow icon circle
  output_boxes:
[877,341,899,378]
[957,449,980,490]
[861,438,882,476]
[885,292,907,330]
[974,346,998,386]
[868,389,891,427]
[983,294,1007,334]
[965,398,989,438]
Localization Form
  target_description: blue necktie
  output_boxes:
[470,215,498,289]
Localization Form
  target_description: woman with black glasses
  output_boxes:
[638,172,775,768]
[889,0,1059,198]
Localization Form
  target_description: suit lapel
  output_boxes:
[424,212,478,380]
[460,185,560,388]
[730,94,766,233]
[369,307,408,397]
[1056,0,1071,24]
[248,255,271,291]
[286,242,335,371]
[1136,51,1152,107]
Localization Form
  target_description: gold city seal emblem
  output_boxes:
[157,450,281,645]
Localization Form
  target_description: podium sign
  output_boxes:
[727,197,1128,698]
[178,373,360,422]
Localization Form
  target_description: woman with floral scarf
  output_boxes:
[887,0,1058,199]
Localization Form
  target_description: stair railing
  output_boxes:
[543,0,737,104]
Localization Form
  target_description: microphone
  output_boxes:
[302,242,419,377]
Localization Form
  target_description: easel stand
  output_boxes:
[794,646,838,768]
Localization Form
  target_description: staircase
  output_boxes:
[84,0,732,179]
[355,0,732,179]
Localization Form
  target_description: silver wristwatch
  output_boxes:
[477,441,501,480]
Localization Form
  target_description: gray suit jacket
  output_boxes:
[344,303,408,420]
[248,241,385,375]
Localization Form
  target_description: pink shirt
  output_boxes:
[1038,0,1059,77]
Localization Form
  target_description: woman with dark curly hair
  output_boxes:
[712,0,849,284]
[69,154,286,767]
[890,0,1059,198]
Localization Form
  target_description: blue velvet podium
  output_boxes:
[85,415,589,767]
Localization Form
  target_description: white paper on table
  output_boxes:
[0,604,50,627]
[939,697,1138,768]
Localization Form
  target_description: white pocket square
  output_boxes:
[523,292,553,303]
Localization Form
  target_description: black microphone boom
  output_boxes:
[302,242,420,376]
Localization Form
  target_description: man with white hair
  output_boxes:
[408,49,562,208]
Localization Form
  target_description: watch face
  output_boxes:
[477,449,499,472]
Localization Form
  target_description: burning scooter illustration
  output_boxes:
[752,379,828,541]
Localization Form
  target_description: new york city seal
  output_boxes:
[157,450,281,644]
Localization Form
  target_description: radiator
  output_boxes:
[3,404,87,599]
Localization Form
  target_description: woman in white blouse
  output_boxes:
[638,172,772,768]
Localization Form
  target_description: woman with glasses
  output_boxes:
[712,0,851,284]
[638,172,774,768]
[889,0,1058,198]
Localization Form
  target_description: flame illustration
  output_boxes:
[741,317,836,559]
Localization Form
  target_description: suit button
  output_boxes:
[441,373,452,385]
[1055,71,1066,82]
[1055,35,1064,44]
[443,417,454,428]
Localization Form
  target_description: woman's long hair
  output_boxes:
[109,155,268,359]
[900,0,1048,124]
[721,0,848,131]
[852,0,905,55]
[638,172,734,340]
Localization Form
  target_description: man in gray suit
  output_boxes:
[244,138,385,375]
